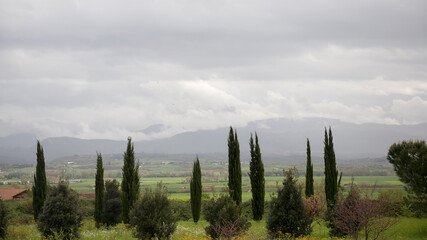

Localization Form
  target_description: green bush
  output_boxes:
[170,200,192,221]
[104,179,122,226]
[0,199,7,239]
[80,198,95,219]
[130,185,177,239]
[203,195,250,239]
[3,197,33,225]
[37,184,83,239]
[267,168,312,238]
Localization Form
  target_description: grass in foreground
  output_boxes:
[6,217,427,240]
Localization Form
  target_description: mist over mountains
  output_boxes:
[1,118,426,164]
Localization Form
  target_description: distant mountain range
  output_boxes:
[1,118,426,163]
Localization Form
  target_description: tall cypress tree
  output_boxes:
[305,138,314,197]
[33,140,47,221]
[228,127,242,205]
[95,152,104,227]
[324,127,339,209]
[190,156,202,223]
[249,132,265,220]
[121,137,140,224]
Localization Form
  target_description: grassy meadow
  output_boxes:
[6,217,427,240]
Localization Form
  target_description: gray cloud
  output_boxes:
[0,0,426,140]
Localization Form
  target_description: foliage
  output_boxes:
[170,200,192,221]
[249,132,265,221]
[324,127,341,209]
[0,199,7,239]
[332,185,399,240]
[121,137,140,224]
[104,179,122,226]
[267,168,312,238]
[228,126,242,205]
[129,185,177,240]
[305,138,314,197]
[190,157,202,223]
[203,194,250,238]
[95,152,104,228]
[37,183,83,239]
[32,140,47,221]
[387,140,427,216]
[305,195,326,222]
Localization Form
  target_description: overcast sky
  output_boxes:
[1,0,427,140]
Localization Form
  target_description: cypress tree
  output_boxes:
[249,132,265,220]
[95,152,104,228]
[190,156,202,223]
[228,127,242,205]
[121,137,140,224]
[33,140,47,221]
[324,127,339,209]
[305,138,314,197]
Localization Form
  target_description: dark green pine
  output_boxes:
[33,140,47,221]
[305,138,314,197]
[249,132,265,220]
[121,137,140,224]
[324,127,338,209]
[190,156,202,223]
[228,127,242,205]
[95,152,104,227]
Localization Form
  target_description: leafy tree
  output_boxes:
[228,127,242,205]
[387,140,427,197]
[121,137,140,224]
[94,152,104,228]
[104,179,122,226]
[33,140,47,221]
[387,140,427,216]
[332,185,398,240]
[249,132,265,220]
[37,184,83,239]
[203,195,250,239]
[130,185,177,240]
[0,199,7,239]
[190,156,202,223]
[305,138,314,197]
[267,168,312,238]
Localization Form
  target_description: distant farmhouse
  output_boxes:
[0,188,31,200]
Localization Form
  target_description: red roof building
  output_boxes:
[0,188,30,200]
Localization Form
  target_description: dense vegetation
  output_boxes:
[32,140,47,221]
[190,157,202,223]
[249,132,265,221]
[228,126,242,205]
[37,184,83,239]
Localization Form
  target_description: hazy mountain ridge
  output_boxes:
[0,118,426,163]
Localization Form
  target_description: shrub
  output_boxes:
[170,200,192,221]
[0,199,7,239]
[332,185,399,240]
[130,185,177,239]
[80,198,95,219]
[267,168,312,238]
[305,195,327,221]
[203,195,250,239]
[104,179,122,226]
[37,184,83,239]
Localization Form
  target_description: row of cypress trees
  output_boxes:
[95,137,140,226]
[190,126,266,223]
[32,137,140,227]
